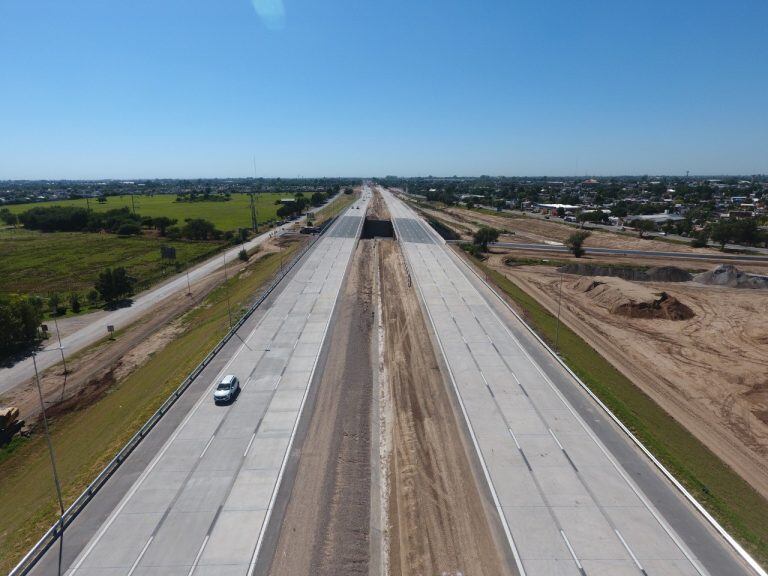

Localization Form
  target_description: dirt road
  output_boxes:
[484,253,768,499]
[379,239,511,576]
[269,239,375,576]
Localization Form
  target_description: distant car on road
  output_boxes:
[213,375,240,404]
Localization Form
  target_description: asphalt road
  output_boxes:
[481,241,768,262]
[382,188,758,576]
[26,193,370,576]
[0,196,341,396]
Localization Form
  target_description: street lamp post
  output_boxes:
[555,270,564,352]
[32,352,66,576]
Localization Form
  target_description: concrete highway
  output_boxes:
[382,188,757,576]
[476,240,768,263]
[0,195,340,397]
[45,192,369,576]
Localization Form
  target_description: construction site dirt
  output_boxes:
[379,238,511,576]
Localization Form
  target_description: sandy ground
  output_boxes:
[421,204,727,255]
[0,238,290,424]
[269,239,374,576]
[379,239,511,576]
[483,250,768,499]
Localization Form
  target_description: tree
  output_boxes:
[710,221,731,249]
[465,199,475,210]
[473,227,499,251]
[0,295,43,361]
[310,192,326,207]
[0,209,18,227]
[634,219,656,238]
[95,267,136,305]
[97,195,107,204]
[565,231,591,258]
[69,293,81,314]
[151,216,177,236]
[182,218,218,240]
[690,229,710,248]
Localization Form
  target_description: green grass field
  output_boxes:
[0,240,304,573]
[6,193,285,232]
[466,255,768,564]
[0,228,222,297]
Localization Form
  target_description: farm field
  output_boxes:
[0,228,222,297]
[5,192,285,231]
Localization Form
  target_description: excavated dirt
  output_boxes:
[483,255,768,499]
[572,276,695,320]
[557,263,693,282]
[269,239,374,576]
[695,264,768,289]
[379,240,511,576]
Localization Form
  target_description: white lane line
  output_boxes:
[67,230,327,575]
[548,428,564,450]
[126,536,153,576]
[560,530,585,575]
[186,534,209,576]
[615,529,647,575]
[199,435,215,459]
[243,432,256,457]
[507,428,521,450]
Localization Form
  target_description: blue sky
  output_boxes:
[1,0,766,178]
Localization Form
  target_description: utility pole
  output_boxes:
[555,270,564,352]
[223,252,233,327]
[52,315,69,402]
[130,193,136,215]
[251,156,259,232]
[85,195,91,212]
[32,353,66,576]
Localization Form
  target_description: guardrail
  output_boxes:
[9,219,336,576]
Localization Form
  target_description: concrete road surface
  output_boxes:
[0,195,340,396]
[42,193,370,576]
[382,188,758,576]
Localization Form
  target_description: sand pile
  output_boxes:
[572,276,694,320]
[694,264,768,289]
[557,263,692,282]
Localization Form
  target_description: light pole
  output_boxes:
[555,270,564,352]
[51,316,69,402]
[222,252,233,327]
[32,352,66,576]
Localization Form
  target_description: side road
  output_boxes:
[0,196,340,395]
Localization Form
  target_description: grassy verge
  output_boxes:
[313,191,358,224]
[0,239,304,573]
[465,253,768,565]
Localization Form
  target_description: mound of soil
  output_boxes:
[694,264,768,289]
[558,263,692,282]
[572,276,694,320]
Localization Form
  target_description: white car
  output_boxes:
[213,375,240,404]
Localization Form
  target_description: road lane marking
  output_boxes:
[615,529,647,575]
[560,530,586,576]
[200,435,215,459]
[126,536,153,576]
[186,534,209,576]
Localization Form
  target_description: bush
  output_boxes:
[70,293,81,314]
[238,248,249,262]
[117,222,142,236]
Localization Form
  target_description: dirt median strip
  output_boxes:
[379,239,511,576]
